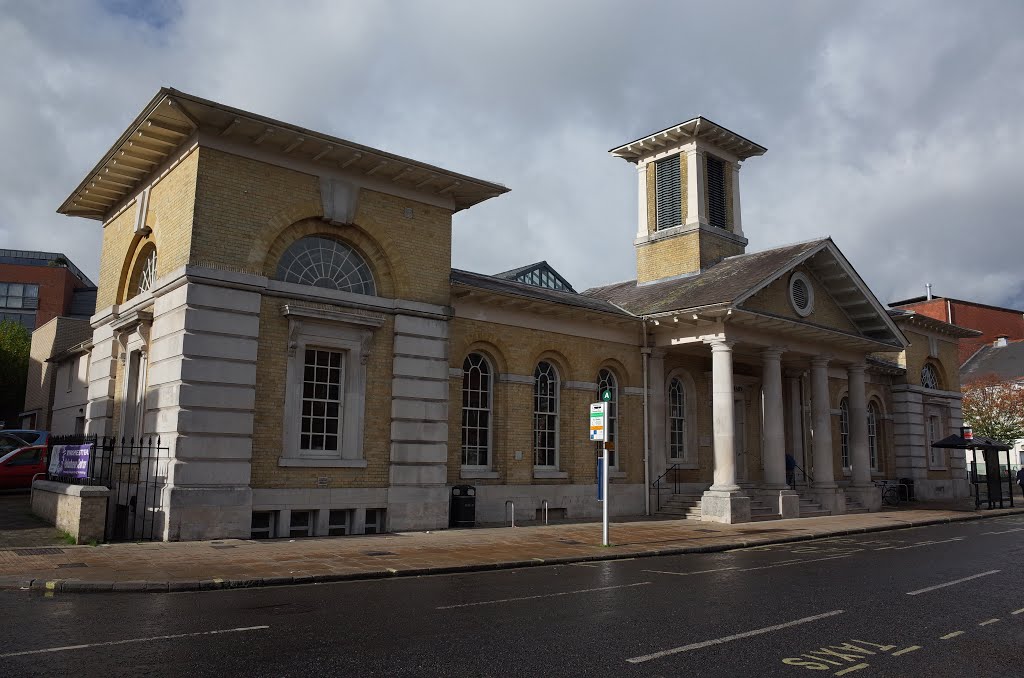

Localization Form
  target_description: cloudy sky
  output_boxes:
[3,0,1023,308]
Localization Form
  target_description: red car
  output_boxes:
[0,433,48,490]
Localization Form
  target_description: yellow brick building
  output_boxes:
[54,90,974,540]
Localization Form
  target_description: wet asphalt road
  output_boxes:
[2,515,1023,678]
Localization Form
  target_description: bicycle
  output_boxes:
[875,480,901,507]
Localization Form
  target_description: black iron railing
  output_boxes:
[651,464,681,512]
[46,434,170,542]
[788,462,812,490]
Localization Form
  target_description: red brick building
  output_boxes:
[0,249,96,330]
[889,293,1024,365]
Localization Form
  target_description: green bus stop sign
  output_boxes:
[601,389,612,402]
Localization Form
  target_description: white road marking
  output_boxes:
[891,645,921,656]
[981,528,1024,535]
[979,618,1000,626]
[1012,608,1024,615]
[436,581,651,609]
[642,567,739,577]
[891,537,964,550]
[0,626,270,658]
[906,570,1000,596]
[625,609,845,664]
[940,631,965,640]
[835,663,870,676]
[739,555,851,571]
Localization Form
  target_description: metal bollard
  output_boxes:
[541,499,549,525]
[505,500,515,528]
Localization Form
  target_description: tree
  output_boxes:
[0,319,31,427]
[961,375,1024,443]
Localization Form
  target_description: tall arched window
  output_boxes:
[839,397,850,469]
[920,363,941,390]
[867,401,880,471]
[533,361,559,468]
[276,236,376,295]
[597,368,619,468]
[668,378,687,461]
[136,248,157,296]
[461,353,492,467]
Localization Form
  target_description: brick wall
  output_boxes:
[95,147,199,309]
[193,148,453,306]
[0,263,87,327]
[448,317,644,486]
[741,265,859,333]
[250,297,395,489]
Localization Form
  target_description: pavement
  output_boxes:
[0,492,65,547]
[1,500,1021,594]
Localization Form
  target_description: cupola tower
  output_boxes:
[610,118,766,284]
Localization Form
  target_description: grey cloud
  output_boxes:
[2,0,1022,309]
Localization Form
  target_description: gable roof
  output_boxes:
[494,261,576,293]
[584,238,906,347]
[451,269,626,317]
[583,240,825,314]
[58,87,509,220]
[961,340,1024,384]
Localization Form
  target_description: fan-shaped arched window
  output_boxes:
[461,353,492,467]
[839,397,850,469]
[920,363,941,390]
[136,249,157,296]
[533,361,560,468]
[276,236,376,295]
[668,378,687,460]
[597,368,619,468]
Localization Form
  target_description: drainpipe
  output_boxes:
[641,319,652,516]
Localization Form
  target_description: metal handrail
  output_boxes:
[651,463,681,512]
[505,500,515,528]
[789,462,813,490]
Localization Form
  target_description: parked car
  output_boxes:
[1,430,48,446]
[0,444,48,490]
[0,432,29,456]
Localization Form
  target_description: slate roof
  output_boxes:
[961,340,1024,383]
[582,239,827,315]
[451,269,628,316]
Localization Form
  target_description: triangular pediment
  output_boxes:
[735,241,906,347]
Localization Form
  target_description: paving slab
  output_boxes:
[1,506,1021,594]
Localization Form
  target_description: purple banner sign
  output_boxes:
[48,444,93,479]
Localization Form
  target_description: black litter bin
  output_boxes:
[899,478,915,502]
[449,485,476,528]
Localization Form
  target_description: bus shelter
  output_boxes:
[932,431,1014,509]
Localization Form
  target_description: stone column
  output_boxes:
[710,340,738,492]
[810,356,837,489]
[730,161,744,238]
[761,348,786,489]
[785,370,804,474]
[636,163,649,239]
[701,339,750,523]
[764,349,798,517]
[685,149,707,227]
[847,363,871,487]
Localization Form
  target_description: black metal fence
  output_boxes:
[46,434,170,542]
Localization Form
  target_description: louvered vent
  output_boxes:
[792,279,809,309]
[789,272,814,317]
[706,155,727,230]
[655,155,682,230]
